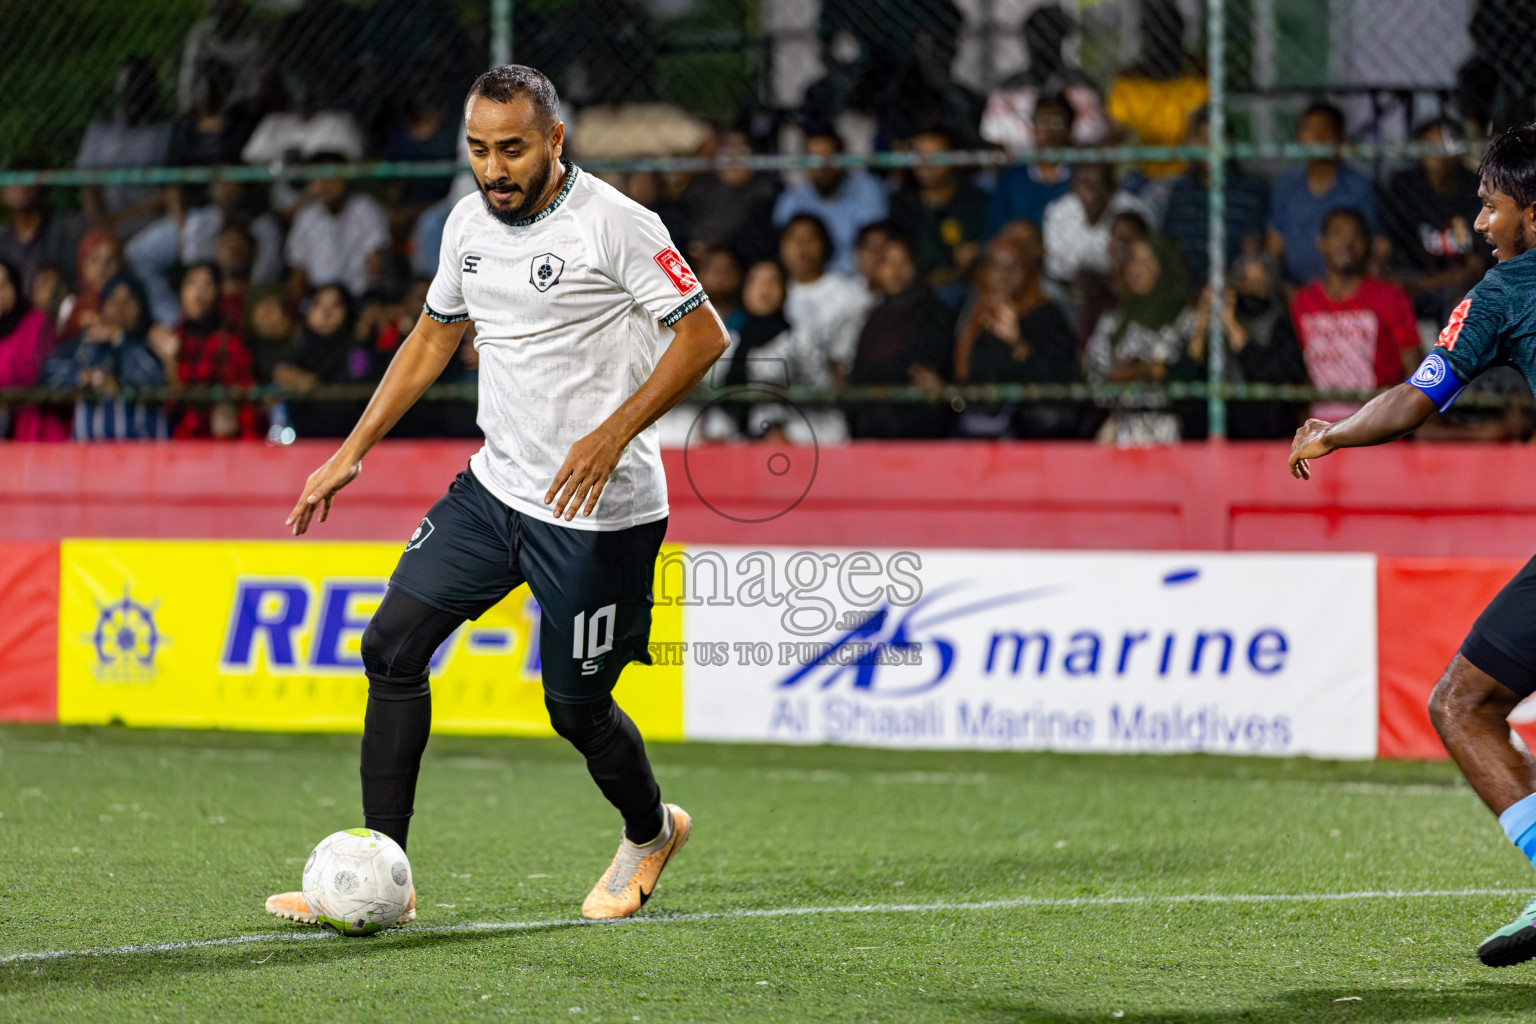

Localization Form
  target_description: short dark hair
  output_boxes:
[1035,92,1076,130]
[466,64,560,129]
[856,220,895,248]
[1321,206,1371,239]
[783,213,834,261]
[1299,101,1346,135]
[1481,121,1536,213]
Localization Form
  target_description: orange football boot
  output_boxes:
[582,803,691,920]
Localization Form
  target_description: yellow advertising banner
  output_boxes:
[57,540,684,739]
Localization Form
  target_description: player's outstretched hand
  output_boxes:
[547,427,624,521]
[1288,418,1335,481]
[286,452,362,536]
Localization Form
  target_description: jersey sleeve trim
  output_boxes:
[1409,350,1468,413]
[423,302,469,324]
[660,292,708,328]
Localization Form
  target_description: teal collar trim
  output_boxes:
[511,160,578,227]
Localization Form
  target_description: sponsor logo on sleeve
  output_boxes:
[654,247,699,295]
[1437,295,1472,350]
[463,254,482,274]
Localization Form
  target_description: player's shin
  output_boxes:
[546,694,665,844]
[360,670,432,852]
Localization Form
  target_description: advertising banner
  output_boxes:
[0,542,60,722]
[678,548,1379,759]
[56,540,683,738]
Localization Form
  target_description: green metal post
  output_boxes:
[492,0,512,67]
[1206,0,1228,439]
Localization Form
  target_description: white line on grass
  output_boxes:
[2,888,1526,966]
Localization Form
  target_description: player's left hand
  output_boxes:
[547,427,624,521]
[1289,418,1335,480]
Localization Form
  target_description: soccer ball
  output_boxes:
[301,828,413,935]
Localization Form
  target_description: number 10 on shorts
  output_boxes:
[573,604,617,659]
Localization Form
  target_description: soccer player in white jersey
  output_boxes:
[264,65,728,924]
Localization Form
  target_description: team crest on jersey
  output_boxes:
[653,247,698,295]
[530,253,565,292]
[405,516,434,551]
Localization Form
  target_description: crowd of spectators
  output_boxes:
[0,0,1515,445]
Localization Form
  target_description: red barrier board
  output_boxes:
[0,542,59,721]
[1376,557,1529,759]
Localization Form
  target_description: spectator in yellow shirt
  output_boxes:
[1106,0,1209,180]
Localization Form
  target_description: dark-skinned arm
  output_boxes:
[1288,380,1438,480]
[286,311,469,534]
[546,301,730,521]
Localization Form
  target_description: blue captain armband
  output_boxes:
[1409,350,1468,412]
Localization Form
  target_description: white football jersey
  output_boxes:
[424,164,705,531]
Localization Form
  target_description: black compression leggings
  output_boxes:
[358,587,664,851]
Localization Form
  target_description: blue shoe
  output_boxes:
[1478,894,1536,966]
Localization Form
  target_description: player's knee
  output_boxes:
[1428,656,1518,730]
[360,618,431,695]
[546,694,617,751]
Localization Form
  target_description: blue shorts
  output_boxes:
[388,467,667,703]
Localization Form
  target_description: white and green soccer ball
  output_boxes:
[301,828,412,935]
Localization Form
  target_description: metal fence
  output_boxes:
[0,0,1520,441]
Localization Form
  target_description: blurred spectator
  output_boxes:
[76,55,174,238]
[1457,0,1536,134]
[242,109,367,167]
[677,131,779,267]
[985,93,1074,241]
[1084,235,1197,444]
[847,230,956,438]
[746,216,871,442]
[384,84,459,229]
[146,262,257,439]
[1380,119,1487,324]
[1042,164,1153,286]
[42,272,167,440]
[568,104,710,162]
[1161,107,1268,292]
[29,264,68,337]
[1105,0,1208,180]
[245,286,299,384]
[1185,255,1309,439]
[284,154,390,301]
[772,130,888,276]
[853,221,896,298]
[852,0,983,148]
[169,57,257,166]
[723,260,793,389]
[779,214,871,380]
[889,128,989,290]
[273,283,366,437]
[695,246,745,332]
[1266,102,1377,287]
[980,6,1109,151]
[1291,209,1419,421]
[0,259,61,441]
[799,28,880,154]
[214,223,256,329]
[953,223,1083,439]
[60,231,124,340]
[620,171,688,246]
[127,179,282,327]
[0,185,84,293]
[177,0,270,114]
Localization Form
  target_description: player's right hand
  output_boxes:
[1288,419,1335,480]
[286,452,362,536]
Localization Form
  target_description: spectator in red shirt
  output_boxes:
[1291,208,1420,420]
[147,261,257,438]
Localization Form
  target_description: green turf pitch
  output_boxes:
[4,725,1536,1023]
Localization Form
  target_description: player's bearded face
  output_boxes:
[479,148,555,225]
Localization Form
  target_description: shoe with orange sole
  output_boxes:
[582,803,691,920]
[264,887,416,927]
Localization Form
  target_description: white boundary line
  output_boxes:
[1,888,1525,966]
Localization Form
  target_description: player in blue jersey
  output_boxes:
[1290,122,1536,966]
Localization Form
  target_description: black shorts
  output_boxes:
[388,467,667,704]
[1463,552,1536,698]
